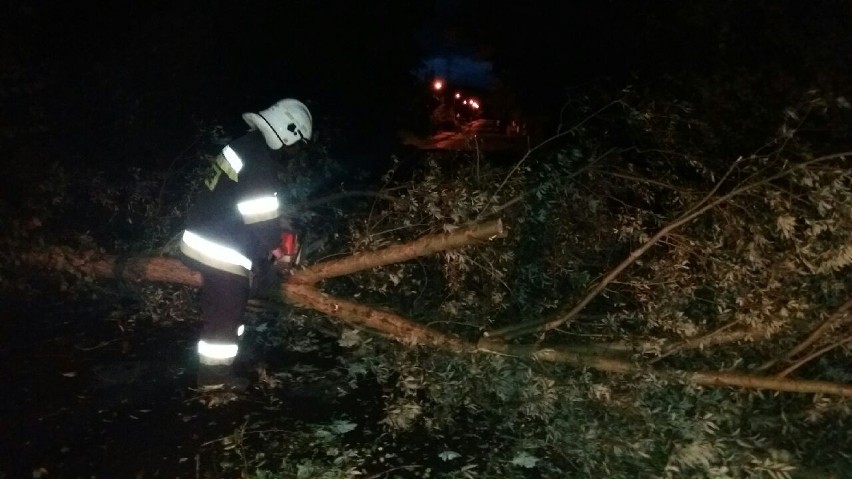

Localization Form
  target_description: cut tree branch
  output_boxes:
[282,282,471,352]
[602,327,775,357]
[775,333,852,379]
[476,341,852,397]
[289,219,504,284]
[648,318,744,364]
[758,297,852,373]
[19,218,852,397]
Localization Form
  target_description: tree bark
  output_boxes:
[758,297,852,373]
[289,219,504,284]
[283,282,471,352]
[22,220,503,289]
[478,341,852,396]
[21,247,203,286]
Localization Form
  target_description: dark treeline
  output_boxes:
[3,1,850,177]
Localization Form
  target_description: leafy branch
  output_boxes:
[483,150,852,340]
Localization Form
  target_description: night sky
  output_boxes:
[3,1,851,175]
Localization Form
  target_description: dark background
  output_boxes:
[2,0,851,175]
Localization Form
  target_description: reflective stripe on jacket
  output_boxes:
[237,194,280,224]
[183,130,287,275]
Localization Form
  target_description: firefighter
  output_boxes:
[179,98,312,391]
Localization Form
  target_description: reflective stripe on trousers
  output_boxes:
[197,340,238,366]
[197,325,246,366]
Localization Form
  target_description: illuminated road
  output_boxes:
[403,119,527,152]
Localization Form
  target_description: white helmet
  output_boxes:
[242,98,313,149]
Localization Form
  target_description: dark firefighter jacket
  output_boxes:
[180,130,286,277]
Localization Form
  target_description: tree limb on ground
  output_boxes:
[477,341,852,397]
[20,221,852,397]
[289,220,505,284]
[775,333,852,379]
[587,327,772,358]
[758,297,852,373]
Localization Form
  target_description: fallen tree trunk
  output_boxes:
[19,220,852,397]
[22,219,504,288]
[21,247,203,287]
